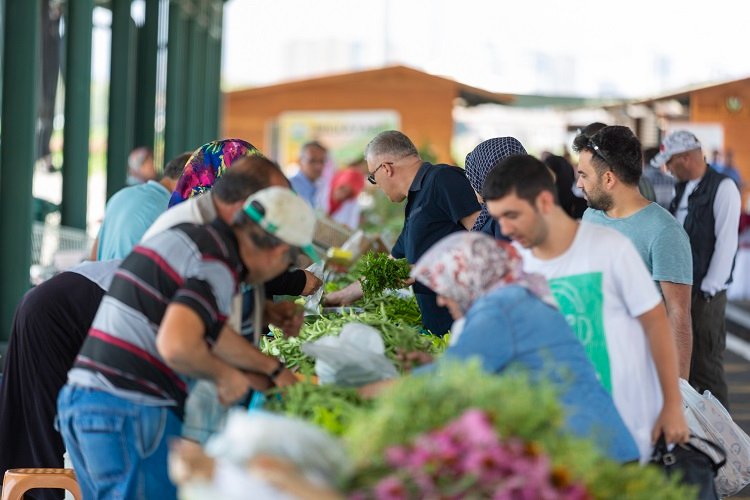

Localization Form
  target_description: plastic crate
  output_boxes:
[312,216,354,249]
[31,221,92,283]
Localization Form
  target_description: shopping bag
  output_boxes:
[301,322,398,386]
[680,378,750,496]
[651,434,725,500]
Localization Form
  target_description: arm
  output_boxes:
[157,303,269,405]
[323,280,363,306]
[638,303,690,444]
[659,281,693,378]
[89,235,99,261]
[212,323,298,387]
[460,210,481,230]
[702,179,741,294]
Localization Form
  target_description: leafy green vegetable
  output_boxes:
[356,252,411,299]
[344,362,695,500]
[264,382,368,436]
[260,296,439,375]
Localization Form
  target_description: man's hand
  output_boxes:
[396,350,433,372]
[651,400,690,445]
[215,366,254,406]
[301,271,323,296]
[324,281,363,306]
[264,301,304,337]
[272,367,299,388]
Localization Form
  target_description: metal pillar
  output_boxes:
[106,0,135,200]
[204,0,223,141]
[61,0,94,230]
[164,0,188,161]
[0,0,40,339]
[133,0,159,151]
[183,0,208,149]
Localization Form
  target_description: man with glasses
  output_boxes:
[573,125,694,382]
[483,154,689,462]
[653,131,741,408]
[326,130,480,335]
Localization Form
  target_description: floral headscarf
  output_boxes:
[168,139,265,207]
[465,137,527,232]
[411,232,557,313]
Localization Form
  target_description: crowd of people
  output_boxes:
[0,124,743,498]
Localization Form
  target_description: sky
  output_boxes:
[221,0,750,98]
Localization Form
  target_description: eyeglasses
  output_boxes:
[587,138,613,166]
[367,162,392,185]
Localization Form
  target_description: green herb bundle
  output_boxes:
[356,252,411,299]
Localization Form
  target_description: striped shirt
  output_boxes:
[68,219,245,419]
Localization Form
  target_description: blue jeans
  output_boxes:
[57,385,182,499]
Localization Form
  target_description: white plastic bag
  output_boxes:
[301,322,398,386]
[205,410,350,487]
[680,378,750,497]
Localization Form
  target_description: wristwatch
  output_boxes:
[268,359,285,381]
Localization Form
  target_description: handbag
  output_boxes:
[651,434,726,500]
[680,378,750,496]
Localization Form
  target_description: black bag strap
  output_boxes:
[652,434,727,472]
[682,435,727,472]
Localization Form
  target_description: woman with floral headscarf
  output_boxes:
[464,137,527,240]
[168,139,265,207]
[406,232,639,462]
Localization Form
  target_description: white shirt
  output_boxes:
[676,177,741,294]
[519,222,663,462]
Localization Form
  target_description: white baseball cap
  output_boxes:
[242,187,319,262]
[651,131,702,167]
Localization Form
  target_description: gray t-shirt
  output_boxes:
[583,203,692,286]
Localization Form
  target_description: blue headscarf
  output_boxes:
[465,137,527,231]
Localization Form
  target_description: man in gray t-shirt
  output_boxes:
[573,125,693,379]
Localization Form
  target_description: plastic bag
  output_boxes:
[301,323,398,386]
[205,410,350,487]
[680,378,750,496]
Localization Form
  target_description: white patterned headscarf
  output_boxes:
[465,137,527,232]
[411,232,557,313]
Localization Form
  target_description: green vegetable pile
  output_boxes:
[344,361,695,499]
[356,252,411,299]
[264,381,368,436]
[260,295,446,375]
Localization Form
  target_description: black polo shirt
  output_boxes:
[392,162,481,335]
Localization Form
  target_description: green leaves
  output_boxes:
[356,252,411,299]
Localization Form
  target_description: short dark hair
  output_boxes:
[581,126,643,185]
[482,154,558,205]
[212,156,286,203]
[572,122,607,153]
[163,151,192,180]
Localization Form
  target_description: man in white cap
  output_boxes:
[57,187,318,499]
[652,130,741,408]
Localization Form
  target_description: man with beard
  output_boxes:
[482,154,689,463]
[573,125,694,380]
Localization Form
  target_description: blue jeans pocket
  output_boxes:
[73,413,129,483]
[136,407,167,458]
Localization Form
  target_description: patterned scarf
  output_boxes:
[465,137,527,231]
[411,232,557,313]
[168,139,265,207]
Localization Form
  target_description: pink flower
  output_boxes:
[373,476,408,500]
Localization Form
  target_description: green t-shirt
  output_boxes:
[583,203,692,286]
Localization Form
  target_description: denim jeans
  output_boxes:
[57,385,182,499]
